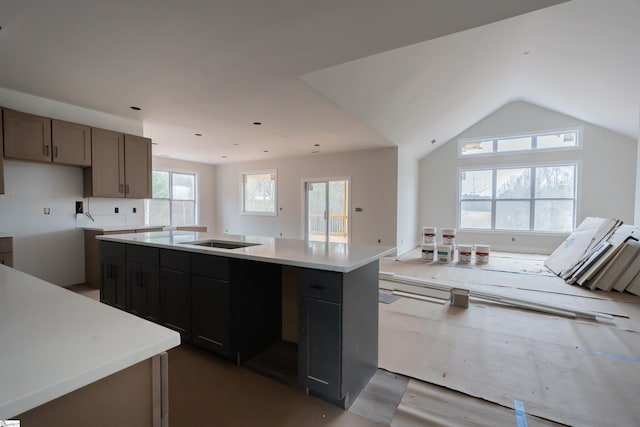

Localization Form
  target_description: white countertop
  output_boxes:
[0,265,180,419]
[0,232,13,238]
[82,224,167,232]
[97,231,396,273]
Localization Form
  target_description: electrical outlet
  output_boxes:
[132,207,137,213]
[115,207,119,214]
[377,238,382,244]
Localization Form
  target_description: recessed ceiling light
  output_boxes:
[130,106,142,111]
[263,150,269,153]
[431,139,436,144]
[253,121,262,126]
[195,133,202,136]
[152,142,158,145]
[314,144,320,147]
[523,50,531,55]
[234,143,239,146]
[311,151,320,154]
[222,155,227,158]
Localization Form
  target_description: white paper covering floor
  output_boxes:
[380,251,640,427]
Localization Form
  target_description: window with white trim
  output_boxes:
[241,170,277,215]
[459,164,577,232]
[459,129,579,157]
[145,170,197,225]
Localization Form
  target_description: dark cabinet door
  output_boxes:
[191,276,231,357]
[160,268,191,338]
[127,261,160,322]
[99,241,126,309]
[100,255,126,309]
[299,297,342,399]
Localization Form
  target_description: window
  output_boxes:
[459,129,580,157]
[146,170,197,226]
[241,170,277,215]
[459,164,576,233]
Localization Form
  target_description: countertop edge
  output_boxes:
[96,232,396,273]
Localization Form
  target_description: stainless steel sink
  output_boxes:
[181,240,261,249]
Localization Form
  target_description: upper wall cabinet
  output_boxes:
[2,110,91,167]
[2,109,52,163]
[51,119,91,166]
[124,134,152,199]
[0,109,4,194]
[83,128,151,199]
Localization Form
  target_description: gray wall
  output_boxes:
[215,147,398,246]
[419,101,637,254]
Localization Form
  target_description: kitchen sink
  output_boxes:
[181,240,261,249]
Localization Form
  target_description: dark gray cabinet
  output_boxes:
[99,241,127,309]
[159,249,191,340]
[299,297,341,397]
[298,262,379,408]
[98,240,378,409]
[126,245,159,322]
[191,254,231,357]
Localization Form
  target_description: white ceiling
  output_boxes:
[2,0,635,166]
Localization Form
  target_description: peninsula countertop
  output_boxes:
[97,231,396,273]
[0,264,181,419]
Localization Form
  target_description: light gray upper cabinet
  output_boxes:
[51,119,91,166]
[2,109,52,163]
[83,128,152,199]
[2,110,91,167]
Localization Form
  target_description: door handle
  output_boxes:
[54,146,58,158]
[125,184,130,194]
[119,183,124,194]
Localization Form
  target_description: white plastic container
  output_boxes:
[475,244,491,263]
[457,244,473,263]
[437,245,452,263]
[442,228,456,246]
[422,227,437,244]
[421,243,436,261]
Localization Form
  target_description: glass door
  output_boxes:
[305,179,349,243]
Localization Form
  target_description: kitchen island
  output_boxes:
[97,231,395,408]
[0,264,180,425]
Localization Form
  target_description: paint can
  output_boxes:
[437,245,452,263]
[475,244,491,263]
[422,227,437,244]
[457,244,473,263]
[442,228,456,247]
[421,243,436,262]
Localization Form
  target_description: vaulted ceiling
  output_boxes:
[2,1,636,165]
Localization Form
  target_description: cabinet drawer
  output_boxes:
[126,245,159,266]
[299,268,342,302]
[191,253,230,280]
[160,249,190,272]
[99,241,125,258]
[0,237,12,253]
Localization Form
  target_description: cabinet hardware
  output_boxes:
[54,146,58,158]
[126,184,130,194]
[119,183,124,194]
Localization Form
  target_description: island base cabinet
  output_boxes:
[126,245,160,322]
[99,242,126,309]
[159,249,191,340]
[191,276,231,358]
[299,298,341,399]
[297,262,379,409]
